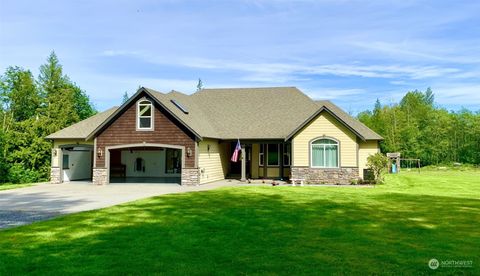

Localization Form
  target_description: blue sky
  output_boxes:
[1,0,479,114]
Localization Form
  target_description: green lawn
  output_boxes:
[1,170,479,274]
[0,183,34,191]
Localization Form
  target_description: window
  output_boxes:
[259,144,264,166]
[62,154,69,169]
[165,148,181,174]
[283,143,291,166]
[137,100,153,130]
[267,144,279,166]
[311,138,339,168]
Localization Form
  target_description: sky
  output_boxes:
[1,0,479,114]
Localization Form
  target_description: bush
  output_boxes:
[367,153,389,184]
[7,163,41,184]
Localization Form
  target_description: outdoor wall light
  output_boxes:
[97,148,103,158]
[52,149,57,157]
[207,144,210,152]
[187,147,192,157]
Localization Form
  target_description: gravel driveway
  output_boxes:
[0,181,235,229]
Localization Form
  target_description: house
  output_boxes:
[46,87,382,185]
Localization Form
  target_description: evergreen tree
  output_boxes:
[122,91,129,104]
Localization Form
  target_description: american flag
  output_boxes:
[231,139,241,162]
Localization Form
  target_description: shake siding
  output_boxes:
[292,112,358,167]
[95,101,196,168]
[358,140,379,178]
[198,139,228,184]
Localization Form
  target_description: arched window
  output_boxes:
[311,138,339,168]
[137,100,153,130]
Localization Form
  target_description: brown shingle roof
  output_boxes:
[45,107,118,139]
[48,87,382,141]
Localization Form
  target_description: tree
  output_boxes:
[0,66,39,122]
[70,83,96,120]
[37,51,95,132]
[122,91,129,104]
[196,78,203,91]
[38,51,66,99]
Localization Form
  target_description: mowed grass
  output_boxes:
[1,170,479,274]
[0,183,34,191]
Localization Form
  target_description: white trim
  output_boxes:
[259,144,264,166]
[310,138,340,168]
[93,137,97,167]
[136,99,154,131]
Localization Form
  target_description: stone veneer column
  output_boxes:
[291,167,359,185]
[181,168,200,186]
[50,167,62,184]
[93,168,109,185]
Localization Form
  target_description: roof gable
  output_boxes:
[86,88,203,141]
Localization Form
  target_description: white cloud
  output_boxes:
[304,88,365,100]
[432,84,480,106]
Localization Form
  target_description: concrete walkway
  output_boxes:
[0,181,238,229]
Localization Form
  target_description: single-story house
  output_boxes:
[46,87,382,185]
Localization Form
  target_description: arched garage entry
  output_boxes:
[105,143,183,184]
[60,144,93,182]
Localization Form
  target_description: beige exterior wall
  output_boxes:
[198,138,228,184]
[51,139,94,167]
[292,112,358,167]
[251,144,260,178]
[358,140,380,178]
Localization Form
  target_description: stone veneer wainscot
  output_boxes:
[291,167,359,185]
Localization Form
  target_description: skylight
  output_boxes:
[171,99,189,114]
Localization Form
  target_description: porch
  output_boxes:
[223,140,291,181]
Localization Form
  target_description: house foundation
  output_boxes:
[93,168,108,185]
[181,168,200,186]
[50,167,62,184]
[291,167,359,185]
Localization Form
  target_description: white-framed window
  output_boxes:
[259,144,264,166]
[137,100,153,130]
[283,143,291,166]
[311,138,339,168]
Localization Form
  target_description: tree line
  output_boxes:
[0,52,96,183]
[358,88,480,166]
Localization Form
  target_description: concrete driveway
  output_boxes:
[0,181,236,229]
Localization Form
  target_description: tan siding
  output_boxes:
[358,140,379,178]
[292,112,358,167]
[259,167,280,178]
[251,144,260,178]
[198,139,228,184]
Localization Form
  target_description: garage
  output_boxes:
[61,145,93,182]
[108,146,182,184]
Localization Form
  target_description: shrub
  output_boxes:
[7,163,41,184]
[366,153,389,184]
